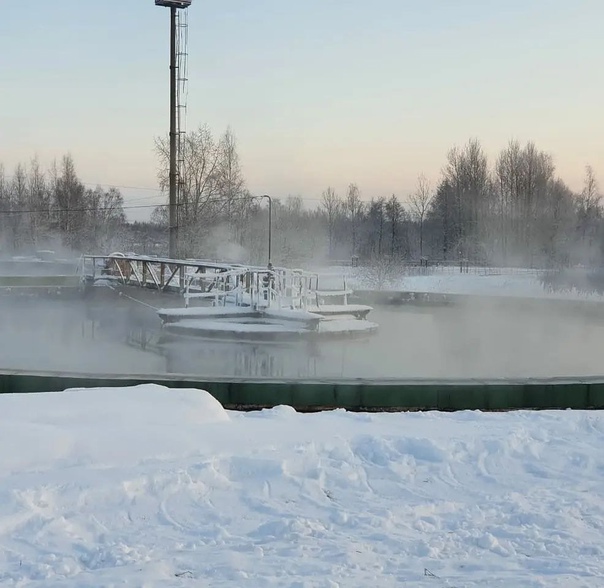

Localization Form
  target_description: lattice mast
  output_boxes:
[155,0,191,258]
[175,9,189,238]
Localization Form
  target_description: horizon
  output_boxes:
[1,0,603,221]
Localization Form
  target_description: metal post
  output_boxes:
[266,195,272,265]
[169,6,178,258]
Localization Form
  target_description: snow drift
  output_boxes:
[1,386,603,587]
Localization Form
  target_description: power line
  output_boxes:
[1,173,329,203]
[2,174,164,194]
[0,203,169,216]
[80,181,163,193]
[0,194,279,217]
[124,194,167,204]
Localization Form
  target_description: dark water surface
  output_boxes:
[1,291,604,380]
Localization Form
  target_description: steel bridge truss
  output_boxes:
[81,254,238,293]
[81,254,353,311]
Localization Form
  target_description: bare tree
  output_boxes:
[217,127,250,244]
[156,125,220,219]
[27,157,51,246]
[218,128,245,202]
[362,256,399,290]
[345,183,364,257]
[52,154,86,249]
[320,186,341,258]
[0,164,10,251]
[367,197,386,258]
[581,164,600,210]
[540,178,576,267]
[2,133,602,268]
[442,139,491,260]
[86,186,127,251]
[409,174,433,258]
[273,196,303,265]
[10,164,28,250]
[575,165,601,261]
[385,194,403,257]
[494,140,557,264]
[156,124,224,256]
[150,205,168,227]
[495,139,522,260]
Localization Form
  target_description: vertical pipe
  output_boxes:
[169,6,178,259]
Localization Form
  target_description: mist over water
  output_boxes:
[1,288,604,380]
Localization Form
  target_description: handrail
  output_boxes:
[82,254,352,312]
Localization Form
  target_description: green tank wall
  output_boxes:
[0,371,603,411]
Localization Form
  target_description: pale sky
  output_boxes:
[1,0,603,220]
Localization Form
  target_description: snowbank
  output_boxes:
[0,384,229,471]
[1,387,603,586]
[319,266,604,302]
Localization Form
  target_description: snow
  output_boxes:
[318,266,604,302]
[165,318,310,334]
[317,318,378,334]
[386,272,552,298]
[2,384,604,586]
[164,317,378,339]
[386,272,577,300]
[262,308,323,323]
[160,306,323,324]
[158,306,257,320]
[307,304,373,316]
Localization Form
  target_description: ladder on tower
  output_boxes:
[175,8,189,229]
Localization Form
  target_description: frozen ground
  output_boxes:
[318,266,604,302]
[1,385,604,587]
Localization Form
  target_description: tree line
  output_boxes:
[2,128,601,270]
[430,139,602,267]
[0,155,126,255]
[155,126,603,268]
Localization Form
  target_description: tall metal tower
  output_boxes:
[155,0,191,258]
[175,7,189,246]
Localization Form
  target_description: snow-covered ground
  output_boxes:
[316,266,604,302]
[2,384,604,587]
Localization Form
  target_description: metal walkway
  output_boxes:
[81,254,241,293]
[80,254,337,313]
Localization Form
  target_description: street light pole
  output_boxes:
[259,194,272,265]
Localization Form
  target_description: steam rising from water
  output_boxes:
[367,302,604,379]
[1,289,604,380]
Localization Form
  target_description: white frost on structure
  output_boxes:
[158,306,257,321]
[317,318,379,333]
[306,303,372,316]
[158,306,324,323]
[1,386,604,586]
[166,318,310,334]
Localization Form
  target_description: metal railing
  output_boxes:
[183,266,348,311]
